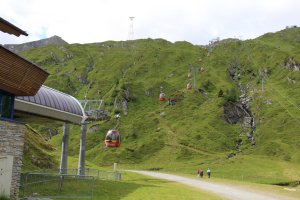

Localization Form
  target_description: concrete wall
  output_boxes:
[0,120,25,199]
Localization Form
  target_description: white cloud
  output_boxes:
[1,0,299,45]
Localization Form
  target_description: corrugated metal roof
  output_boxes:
[15,85,85,124]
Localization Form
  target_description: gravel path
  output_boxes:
[127,170,288,200]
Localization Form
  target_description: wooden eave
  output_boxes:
[0,46,49,96]
[0,17,28,36]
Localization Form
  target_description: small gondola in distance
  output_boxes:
[159,92,167,101]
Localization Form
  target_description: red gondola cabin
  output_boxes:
[159,92,167,101]
[105,129,121,148]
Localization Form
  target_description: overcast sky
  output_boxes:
[1,0,299,45]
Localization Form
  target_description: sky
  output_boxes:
[0,0,299,45]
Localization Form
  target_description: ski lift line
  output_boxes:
[78,100,104,103]
[79,100,104,110]
[267,87,300,124]
[268,85,300,111]
[272,96,300,124]
[113,117,120,130]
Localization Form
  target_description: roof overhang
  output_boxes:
[14,98,85,124]
[0,46,49,95]
[14,85,87,125]
[0,17,28,36]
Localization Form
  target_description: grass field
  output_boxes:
[20,169,300,200]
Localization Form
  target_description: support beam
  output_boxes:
[60,122,69,174]
[78,123,87,175]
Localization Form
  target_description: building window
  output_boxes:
[0,90,14,119]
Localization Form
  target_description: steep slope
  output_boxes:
[22,125,57,171]
[19,29,300,183]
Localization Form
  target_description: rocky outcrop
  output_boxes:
[284,57,300,71]
[228,58,243,80]
[239,92,256,147]
[224,82,256,149]
[224,102,246,124]
[4,35,68,53]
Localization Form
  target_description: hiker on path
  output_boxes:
[197,169,204,178]
[207,168,211,178]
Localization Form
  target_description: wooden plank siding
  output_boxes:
[0,46,49,96]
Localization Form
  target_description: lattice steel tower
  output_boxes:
[128,16,135,40]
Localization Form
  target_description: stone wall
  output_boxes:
[0,120,25,199]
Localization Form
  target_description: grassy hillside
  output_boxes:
[20,27,300,184]
[22,125,57,171]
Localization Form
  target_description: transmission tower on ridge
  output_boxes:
[128,16,135,40]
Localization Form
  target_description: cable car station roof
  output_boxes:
[0,46,49,96]
[15,85,86,124]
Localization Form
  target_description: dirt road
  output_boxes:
[128,170,293,200]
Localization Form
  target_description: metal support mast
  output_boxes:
[189,64,200,91]
[128,17,135,40]
[60,122,69,174]
[78,123,87,175]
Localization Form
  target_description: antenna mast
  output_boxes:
[128,16,135,40]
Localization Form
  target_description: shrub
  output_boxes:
[225,88,239,102]
[203,79,215,91]
[218,89,224,97]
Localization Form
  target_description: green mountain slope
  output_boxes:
[19,28,300,183]
[22,125,57,171]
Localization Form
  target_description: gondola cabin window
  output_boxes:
[0,90,14,120]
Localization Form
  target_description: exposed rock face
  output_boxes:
[122,98,128,115]
[223,102,246,124]
[224,82,256,148]
[284,57,300,71]
[4,35,68,53]
[228,58,242,80]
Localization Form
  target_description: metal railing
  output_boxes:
[20,173,94,199]
[20,168,121,199]
[28,168,121,181]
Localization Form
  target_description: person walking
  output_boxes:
[207,168,211,178]
[197,169,204,178]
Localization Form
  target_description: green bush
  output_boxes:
[218,89,224,97]
[225,88,239,102]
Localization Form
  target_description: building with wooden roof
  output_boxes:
[0,17,85,124]
[0,17,86,199]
